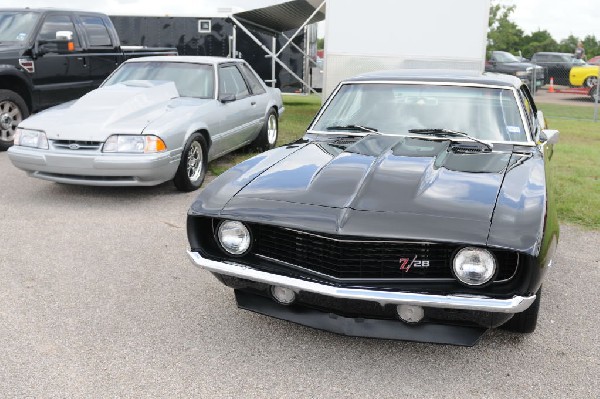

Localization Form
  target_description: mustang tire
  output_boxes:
[174,133,208,192]
[501,287,541,334]
[252,108,278,151]
[0,90,29,151]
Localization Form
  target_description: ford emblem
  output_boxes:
[69,143,80,150]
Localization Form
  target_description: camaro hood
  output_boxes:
[20,81,180,141]
[221,135,515,244]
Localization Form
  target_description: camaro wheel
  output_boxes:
[584,76,598,88]
[0,90,29,151]
[500,287,542,334]
[174,133,208,192]
[252,108,278,151]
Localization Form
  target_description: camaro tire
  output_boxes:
[500,287,542,334]
[0,90,29,151]
[174,133,208,192]
[252,108,278,151]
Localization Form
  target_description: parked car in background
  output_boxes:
[530,52,586,85]
[485,51,544,89]
[0,8,177,150]
[569,64,599,87]
[8,56,284,191]
[186,70,559,346]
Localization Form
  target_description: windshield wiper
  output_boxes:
[326,125,378,133]
[408,128,492,151]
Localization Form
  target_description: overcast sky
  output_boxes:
[4,0,600,41]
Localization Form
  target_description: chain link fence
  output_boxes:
[486,53,600,122]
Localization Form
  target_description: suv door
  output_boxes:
[32,13,90,109]
[77,14,121,88]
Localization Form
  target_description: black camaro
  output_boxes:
[186,70,559,346]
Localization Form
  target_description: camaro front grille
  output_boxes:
[52,140,103,151]
[252,225,518,282]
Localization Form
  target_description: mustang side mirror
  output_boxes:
[219,94,236,103]
[538,129,559,145]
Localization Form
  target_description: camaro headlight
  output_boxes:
[14,128,48,149]
[103,135,167,153]
[452,247,497,286]
[217,220,251,256]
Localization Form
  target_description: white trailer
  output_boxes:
[323,0,491,96]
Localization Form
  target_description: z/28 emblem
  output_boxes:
[399,255,430,272]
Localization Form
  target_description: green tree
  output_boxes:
[317,38,324,50]
[521,30,558,58]
[582,35,599,58]
[558,34,579,54]
[487,4,524,54]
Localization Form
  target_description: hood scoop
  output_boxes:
[450,142,493,154]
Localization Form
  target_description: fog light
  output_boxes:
[271,286,296,305]
[397,304,424,323]
[452,247,497,286]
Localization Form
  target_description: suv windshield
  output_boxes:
[103,62,215,98]
[0,12,39,44]
[311,83,528,143]
[493,51,519,63]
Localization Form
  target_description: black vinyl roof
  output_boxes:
[233,0,325,33]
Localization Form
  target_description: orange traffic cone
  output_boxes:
[548,77,555,93]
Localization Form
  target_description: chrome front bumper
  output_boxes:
[187,251,536,314]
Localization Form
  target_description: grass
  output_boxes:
[206,96,600,230]
[538,103,600,229]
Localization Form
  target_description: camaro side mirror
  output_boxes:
[539,129,559,145]
[219,94,236,103]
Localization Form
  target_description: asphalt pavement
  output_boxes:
[0,152,598,398]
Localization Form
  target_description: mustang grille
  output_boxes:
[52,140,103,151]
[252,225,518,281]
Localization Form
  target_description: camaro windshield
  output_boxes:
[104,62,215,98]
[311,83,528,143]
[0,12,39,44]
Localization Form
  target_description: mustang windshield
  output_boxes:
[0,12,39,44]
[312,83,528,142]
[104,62,215,99]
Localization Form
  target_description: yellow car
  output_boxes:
[570,65,599,87]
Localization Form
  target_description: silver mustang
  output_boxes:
[7,56,284,191]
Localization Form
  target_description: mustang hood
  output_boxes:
[222,135,515,244]
[21,81,180,141]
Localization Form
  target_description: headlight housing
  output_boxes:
[515,70,530,78]
[13,128,48,149]
[452,247,497,286]
[217,220,252,256]
[103,135,167,153]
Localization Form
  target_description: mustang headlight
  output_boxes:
[103,135,167,153]
[14,128,48,149]
[217,220,251,256]
[452,247,497,286]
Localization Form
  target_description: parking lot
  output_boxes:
[0,152,599,397]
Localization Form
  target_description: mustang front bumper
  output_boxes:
[187,251,536,314]
[8,146,180,186]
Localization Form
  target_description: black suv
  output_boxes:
[530,52,586,85]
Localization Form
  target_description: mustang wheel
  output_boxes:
[500,287,542,334]
[174,133,208,192]
[0,90,29,151]
[252,108,278,151]
[584,76,598,88]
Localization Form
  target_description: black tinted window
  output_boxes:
[240,63,266,95]
[81,16,112,47]
[38,15,80,47]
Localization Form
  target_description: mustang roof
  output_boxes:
[124,56,243,65]
[346,69,523,88]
